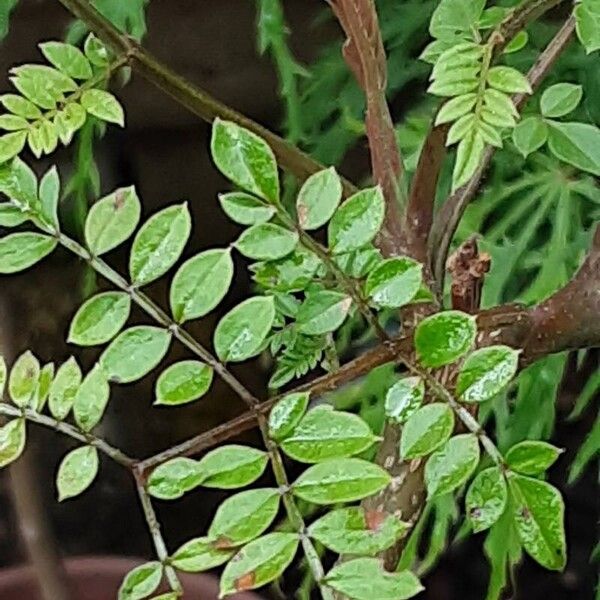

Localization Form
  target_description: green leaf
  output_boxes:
[400,403,455,459]
[324,557,423,600]
[540,83,583,118]
[48,357,81,420]
[425,433,480,498]
[84,34,109,67]
[252,247,321,292]
[235,223,298,260]
[296,290,351,335]
[508,473,566,570]
[435,93,477,126]
[211,118,280,203]
[170,537,233,572]
[0,130,27,163]
[219,192,275,225]
[334,245,382,278]
[453,129,484,190]
[0,357,5,397]
[54,102,86,145]
[170,248,234,323]
[40,41,92,80]
[504,30,529,54]
[308,507,409,556]
[147,457,204,500]
[68,291,131,347]
[0,204,28,227]
[33,362,54,411]
[0,114,29,131]
[39,166,60,228]
[512,117,548,158]
[118,562,162,600]
[154,360,213,406]
[73,364,110,431]
[9,350,39,407]
[466,466,507,533]
[214,296,275,362]
[281,405,377,463]
[487,66,532,94]
[292,458,391,505]
[100,326,171,384]
[129,203,192,286]
[365,257,422,308]
[505,441,563,476]
[428,68,480,97]
[0,94,42,119]
[198,445,268,489]
[328,186,385,253]
[296,167,342,230]
[456,345,519,403]
[575,1,600,54]
[208,488,280,547]
[56,445,99,501]
[547,121,600,176]
[81,89,124,126]
[220,532,299,596]
[85,186,141,256]
[268,391,309,441]
[0,232,57,273]
[385,376,425,424]
[430,0,485,39]
[0,419,26,468]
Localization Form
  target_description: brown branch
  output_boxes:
[327,0,405,256]
[429,15,576,290]
[56,0,358,198]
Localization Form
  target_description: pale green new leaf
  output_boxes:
[0,130,27,163]
[296,290,352,335]
[0,419,26,468]
[85,186,141,256]
[73,364,110,431]
[512,117,548,158]
[487,66,532,94]
[198,445,268,489]
[268,391,309,441]
[400,403,455,459]
[214,296,275,362]
[9,350,39,407]
[0,114,28,131]
[453,129,485,190]
[39,166,60,228]
[505,440,562,476]
[0,357,5,397]
[81,89,125,126]
[447,113,475,145]
[56,445,99,501]
[220,533,299,596]
[147,457,204,500]
[547,121,600,176]
[154,360,213,406]
[0,204,28,227]
[540,83,583,118]
[235,223,298,260]
[435,93,477,125]
[40,41,92,80]
[466,467,507,533]
[0,94,42,119]
[365,257,422,308]
[292,458,391,505]
[129,203,192,286]
[170,537,233,572]
[429,0,486,39]
[296,167,342,230]
[68,291,131,346]
[33,362,54,411]
[219,192,275,225]
[49,357,81,420]
[0,232,57,273]
[84,34,109,67]
[385,376,424,424]
[118,562,162,600]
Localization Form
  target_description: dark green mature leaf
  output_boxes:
[575,0,600,54]
[324,557,423,600]
[118,562,162,600]
[40,41,92,80]
[505,441,562,476]
[547,121,600,176]
[198,445,268,489]
[85,186,141,256]
[425,434,480,498]
[512,117,548,158]
[296,167,342,230]
[385,376,424,424]
[328,187,385,253]
[508,473,566,570]
[308,507,409,556]
[171,537,234,572]
[0,232,57,273]
[292,458,390,505]
[147,457,204,500]
[365,257,422,308]
[540,83,583,118]
[81,89,124,126]
[170,248,234,323]
[296,290,352,335]
[281,405,377,463]
[208,488,280,547]
[0,419,26,468]
[268,391,309,441]
[235,223,298,260]
[155,360,213,406]
[129,204,192,286]
[219,192,275,225]
[211,119,280,203]
[73,364,110,431]
[100,326,171,384]
[400,403,455,459]
[457,345,519,403]
[220,533,299,596]
[9,350,39,407]
[56,445,99,501]
[48,357,81,420]
[466,467,507,533]
[415,310,476,368]
[214,296,275,362]
[68,291,131,346]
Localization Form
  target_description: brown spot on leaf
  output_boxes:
[235,571,256,592]
[365,509,386,531]
[213,536,234,550]
[297,203,308,228]
[113,190,126,211]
